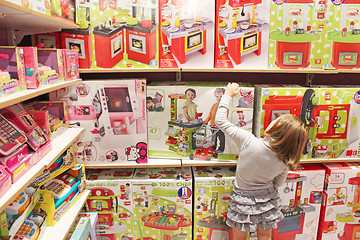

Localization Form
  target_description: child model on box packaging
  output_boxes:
[183,88,197,122]
[215,83,308,240]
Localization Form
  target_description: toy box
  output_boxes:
[0,165,11,198]
[253,85,360,161]
[193,166,236,240]
[78,212,98,240]
[274,164,325,240]
[317,162,360,240]
[34,164,86,226]
[37,48,65,83]
[214,0,270,70]
[22,46,41,89]
[0,210,9,236]
[85,169,134,240]
[49,79,148,166]
[159,0,214,69]
[0,47,27,93]
[13,212,47,240]
[147,82,254,161]
[28,0,48,14]
[63,49,79,80]
[72,0,159,70]
[268,0,332,70]
[66,215,92,240]
[132,167,193,240]
[50,0,75,22]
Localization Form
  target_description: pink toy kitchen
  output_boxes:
[215,0,268,67]
[159,0,214,68]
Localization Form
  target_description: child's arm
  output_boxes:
[273,167,288,188]
[215,83,254,150]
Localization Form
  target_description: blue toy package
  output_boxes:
[66,216,92,240]
[79,212,98,240]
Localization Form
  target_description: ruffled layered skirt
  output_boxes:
[226,186,284,233]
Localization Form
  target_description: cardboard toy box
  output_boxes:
[268,0,332,70]
[147,82,254,161]
[49,79,148,166]
[132,167,193,240]
[70,0,159,70]
[37,48,66,83]
[274,164,325,240]
[214,0,270,70]
[85,169,134,240]
[253,85,360,161]
[159,0,215,69]
[192,166,236,240]
[317,162,360,240]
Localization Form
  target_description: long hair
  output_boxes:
[263,114,307,170]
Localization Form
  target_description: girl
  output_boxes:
[215,83,308,240]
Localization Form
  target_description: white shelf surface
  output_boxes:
[0,127,84,213]
[39,190,90,240]
[0,79,81,109]
[181,159,237,167]
[85,157,182,169]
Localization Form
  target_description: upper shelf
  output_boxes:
[0,79,81,109]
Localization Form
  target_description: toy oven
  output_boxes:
[273,213,305,239]
[87,188,115,212]
[185,32,204,52]
[129,34,147,54]
[242,33,259,52]
[126,26,156,65]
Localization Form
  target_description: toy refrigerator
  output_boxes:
[253,85,360,161]
[85,169,134,240]
[193,166,236,240]
[317,162,360,240]
[274,164,325,240]
[132,167,193,240]
[147,82,254,162]
[214,0,270,70]
[49,79,148,166]
[159,0,215,69]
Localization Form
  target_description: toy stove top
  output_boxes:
[281,205,303,217]
[125,23,157,34]
[93,24,125,37]
[197,216,231,229]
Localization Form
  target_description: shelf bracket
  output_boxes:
[176,70,182,82]
[305,73,314,87]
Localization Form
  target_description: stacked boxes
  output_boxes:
[132,167,193,240]
[86,169,135,240]
[147,82,254,161]
[192,166,236,240]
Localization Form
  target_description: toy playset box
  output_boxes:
[317,162,360,240]
[78,212,98,240]
[132,167,193,240]
[65,212,98,240]
[85,168,134,240]
[69,0,159,70]
[192,166,236,240]
[253,85,360,161]
[37,48,66,83]
[7,0,50,15]
[49,79,148,166]
[214,0,270,70]
[159,0,214,69]
[274,164,325,240]
[268,0,333,70]
[147,82,254,161]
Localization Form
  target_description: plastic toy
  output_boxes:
[0,47,26,92]
[63,49,79,80]
[50,0,75,21]
[22,47,41,89]
[37,48,65,82]
[0,114,27,156]
[6,191,31,228]
[0,165,11,198]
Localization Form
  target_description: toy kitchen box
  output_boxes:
[147,82,254,161]
[214,0,270,70]
[273,164,325,240]
[268,0,333,70]
[132,167,193,240]
[253,85,360,161]
[317,162,360,240]
[159,0,215,69]
[192,166,236,240]
[85,168,134,240]
[49,79,148,166]
[72,0,159,70]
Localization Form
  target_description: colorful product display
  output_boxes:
[86,169,134,240]
[318,162,360,240]
[147,82,254,161]
[159,0,215,69]
[214,0,270,69]
[49,79,148,166]
[132,167,193,240]
[253,85,360,160]
[49,0,75,22]
[274,164,325,240]
[193,166,236,240]
[37,48,65,83]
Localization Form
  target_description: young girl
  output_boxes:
[215,83,308,240]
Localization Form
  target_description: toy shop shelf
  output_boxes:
[300,158,360,164]
[0,127,84,213]
[85,158,182,169]
[181,159,237,167]
[181,69,340,74]
[0,79,81,109]
[0,1,78,37]
[79,68,180,73]
[39,190,90,240]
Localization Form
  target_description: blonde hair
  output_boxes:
[263,114,307,170]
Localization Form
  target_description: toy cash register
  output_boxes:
[0,114,27,156]
[41,172,80,209]
[6,191,31,228]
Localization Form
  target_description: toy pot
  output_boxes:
[140,20,154,28]
[240,21,250,29]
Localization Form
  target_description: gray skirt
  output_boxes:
[226,186,284,233]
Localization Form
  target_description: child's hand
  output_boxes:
[225,82,240,98]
